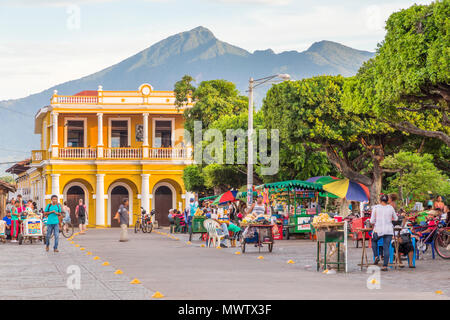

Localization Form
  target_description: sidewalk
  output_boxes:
[0,234,155,300]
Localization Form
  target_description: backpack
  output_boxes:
[45,203,62,213]
[78,205,86,217]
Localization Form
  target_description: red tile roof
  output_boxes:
[74,90,98,96]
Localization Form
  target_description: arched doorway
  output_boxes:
[110,185,129,228]
[154,185,173,227]
[66,186,85,225]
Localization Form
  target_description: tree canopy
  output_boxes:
[343,1,450,146]
[262,75,404,203]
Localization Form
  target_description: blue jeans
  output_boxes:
[46,223,59,249]
[372,233,392,267]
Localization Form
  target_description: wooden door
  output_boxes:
[155,186,172,227]
[110,186,129,228]
[66,186,85,225]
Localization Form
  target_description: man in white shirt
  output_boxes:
[370,194,398,271]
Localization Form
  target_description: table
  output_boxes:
[356,228,372,270]
[392,226,403,269]
[313,222,347,272]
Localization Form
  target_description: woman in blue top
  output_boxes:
[44,195,62,252]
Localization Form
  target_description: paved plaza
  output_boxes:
[0,228,448,300]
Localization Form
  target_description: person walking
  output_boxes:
[75,199,87,235]
[44,195,62,252]
[10,202,20,243]
[187,198,198,227]
[116,198,130,242]
[370,194,398,271]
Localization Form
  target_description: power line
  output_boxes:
[0,147,30,154]
[0,105,34,118]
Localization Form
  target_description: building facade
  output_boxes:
[28,83,193,227]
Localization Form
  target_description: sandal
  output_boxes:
[381,267,388,271]
[409,265,415,268]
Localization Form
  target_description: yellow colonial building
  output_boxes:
[28,83,193,227]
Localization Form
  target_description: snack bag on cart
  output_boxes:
[23,218,43,237]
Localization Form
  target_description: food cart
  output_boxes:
[239,222,274,253]
[18,217,44,245]
[258,180,324,240]
[189,215,207,241]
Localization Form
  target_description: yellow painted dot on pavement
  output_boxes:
[435,290,443,295]
[102,262,109,266]
[216,246,222,249]
[114,269,123,274]
[370,279,379,285]
[130,278,141,284]
[93,256,100,260]
[235,251,241,255]
[74,244,80,247]
[200,244,206,247]
[287,260,295,264]
[70,241,74,244]
[257,256,264,260]
[80,247,85,251]
[186,241,191,245]
[86,252,92,255]
[152,291,164,299]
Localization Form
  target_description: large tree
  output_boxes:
[343,1,450,146]
[263,75,406,204]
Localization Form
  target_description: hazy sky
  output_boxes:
[0,0,432,100]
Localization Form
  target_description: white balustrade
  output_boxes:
[56,95,98,104]
[59,148,97,159]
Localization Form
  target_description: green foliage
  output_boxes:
[0,176,15,185]
[381,151,450,203]
[343,1,450,145]
[174,76,248,134]
[182,165,205,192]
[202,164,246,191]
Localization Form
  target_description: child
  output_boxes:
[10,202,20,242]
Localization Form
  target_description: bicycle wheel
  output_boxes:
[134,221,140,233]
[142,221,147,233]
[146,222,153,234]
[435,229,450,259]
[61,223,74,238]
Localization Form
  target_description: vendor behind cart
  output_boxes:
[247,195,267,216]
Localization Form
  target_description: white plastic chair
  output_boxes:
[203,219,227,248]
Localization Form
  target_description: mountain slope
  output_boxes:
[0,26,373,171]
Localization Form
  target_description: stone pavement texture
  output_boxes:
[0,232,154,300]
[0,228,448,300]
[72,228,449,300]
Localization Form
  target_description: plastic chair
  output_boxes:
[203,219,227,248]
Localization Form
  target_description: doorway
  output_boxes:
[66,186,85,225]
[154,185,173,227]
[110,185,129,228]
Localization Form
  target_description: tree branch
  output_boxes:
[388,121,450,147]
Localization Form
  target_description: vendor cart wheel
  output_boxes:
[18,234,23,245]
[268,243,273,253]
[147,222,153,234]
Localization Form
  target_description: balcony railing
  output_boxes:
[54,95,98,104]
[104,148,142,159]
[59,148,97,159]
[32,150,48,162]
[49,147,192,160]
[149,148,192,159]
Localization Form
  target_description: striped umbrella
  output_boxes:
[323,178,369,202]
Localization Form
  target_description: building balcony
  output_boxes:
[31,147,193,162]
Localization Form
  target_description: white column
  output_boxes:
[96,174,105,226]
[51,112,59,157]
[141,174,150,214]
[51,174,60,200]
[142,113,149,158]
[41,175,46,209]
[97,113,104,158]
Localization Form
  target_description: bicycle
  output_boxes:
[414,219,450,259]
[134,208,154,233]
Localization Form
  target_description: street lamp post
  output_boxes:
[247,73,291,207]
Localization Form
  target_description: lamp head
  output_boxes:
[277,73,291,81]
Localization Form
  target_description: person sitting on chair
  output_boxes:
[396,219,416,268]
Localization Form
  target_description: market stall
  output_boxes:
[258,180,325,240]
